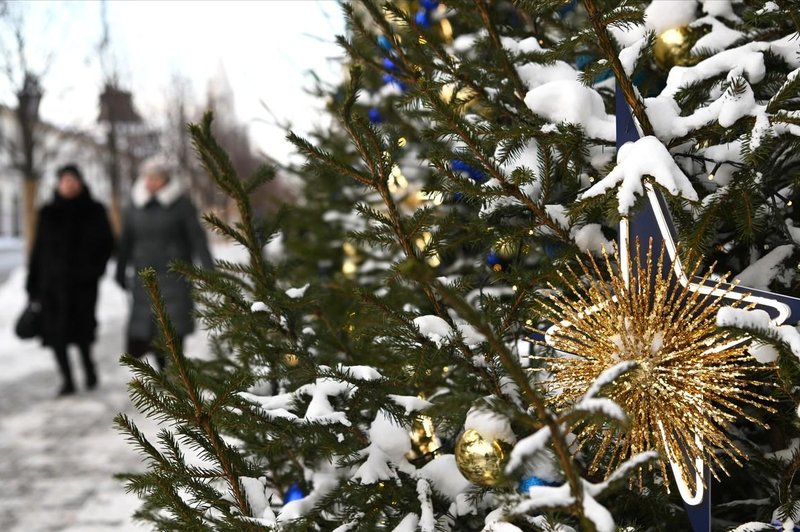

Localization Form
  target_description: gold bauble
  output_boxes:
[653,25,698,71]
[454,429,512,487]
[406,416,442,461]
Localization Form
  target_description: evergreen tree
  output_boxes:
[118,1,800,530]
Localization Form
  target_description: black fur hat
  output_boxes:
[56,164,84,183]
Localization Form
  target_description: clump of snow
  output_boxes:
[354,410,413,484]
[250,301,269,312]
[692,16,743,53]
[464,404,516,444]
[644,0,698,35]
[734,245,794,290]
[336,364,382,381]
[393,513,419,532]
[416,479,435,532]
[524,80,615,141]
[418,455,471,501]
[581,136,698,214]
[717,307,800,360]
[456,322,487,346]
[506,426,551,473]
[240,476,276,522]
[264,231,285,262]
[285,284,309,298]
[749,343,778,364]
[389,394,433,414]
[572,224,612,255]
[517,61,579,90]
[414,315,453,348]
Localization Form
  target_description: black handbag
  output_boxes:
[15,302,42,340]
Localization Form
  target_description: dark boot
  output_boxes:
[54,346,75,397]
[79,344,98,390]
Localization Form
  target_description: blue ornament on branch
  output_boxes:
[519,475,559,493]
[382,57,398,72]
[377,34,392,51]
[368,107,383,124]
[283,483,305,504]
[420,0,439,11]
[451,159,487,184]
[382,73,407,91]
[557,0,577,17]
[543,242,564,258]
[415,8,432,28]
[486,251,509,272]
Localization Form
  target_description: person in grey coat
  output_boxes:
[115,157,213,370]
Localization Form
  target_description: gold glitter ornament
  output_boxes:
[454,428,512,487]
[406,416,442,461]
[653,25,698,71]
[537,240,774,492]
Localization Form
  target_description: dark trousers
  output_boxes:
[53,343,96,389]
[127,337,183,371]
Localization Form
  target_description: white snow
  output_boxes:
[416,479,435,532]
[285,284,310,298]
[717,307,800,361]
[463,405,516,444]
[734,245,794,290]
[506,425,551,473]
[413,315,453,348]
[388,394,433,414]
[644,0,698,35]
[417,455,471,501]
[581,136,699,214]
[524,81,615,141]
[250,301,269,312]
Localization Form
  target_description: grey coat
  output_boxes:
[116,178,213,341]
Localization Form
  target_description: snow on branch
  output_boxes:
[717,307,800,361]
[581,136,698,214]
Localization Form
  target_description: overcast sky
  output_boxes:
[0,1,346,164]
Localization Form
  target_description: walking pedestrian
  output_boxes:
[115,156,213,370]
[26,164,114,397]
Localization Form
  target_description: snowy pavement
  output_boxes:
[0,265,210,531]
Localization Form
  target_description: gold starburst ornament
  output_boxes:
[537,241,774,491]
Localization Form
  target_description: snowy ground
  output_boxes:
[0,254,223,531]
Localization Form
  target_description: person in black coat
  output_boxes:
[26,164,114,396]
[115,156,213,370]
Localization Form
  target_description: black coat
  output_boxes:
[26,187,114,347]
[116,181,213,341]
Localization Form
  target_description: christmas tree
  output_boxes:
[117,1,800,530]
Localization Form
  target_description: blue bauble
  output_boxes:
[377,35,392,51]
[486,251,509,272]
[557,0,577,17]
[415,8,432,28]
[575,53,593,71]
[284,483,305,503]
[543,242,563,258]
[382,73,407,91]
[420,0,439,10]
[519,475,559,492]
[576,53,612,82]
[368,107,383,124]
[382,57,398,71]
[451,159,487,183]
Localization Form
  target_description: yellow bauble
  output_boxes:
[653,25,697,71]
[454,429,512,487]
[406,416,442,461]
